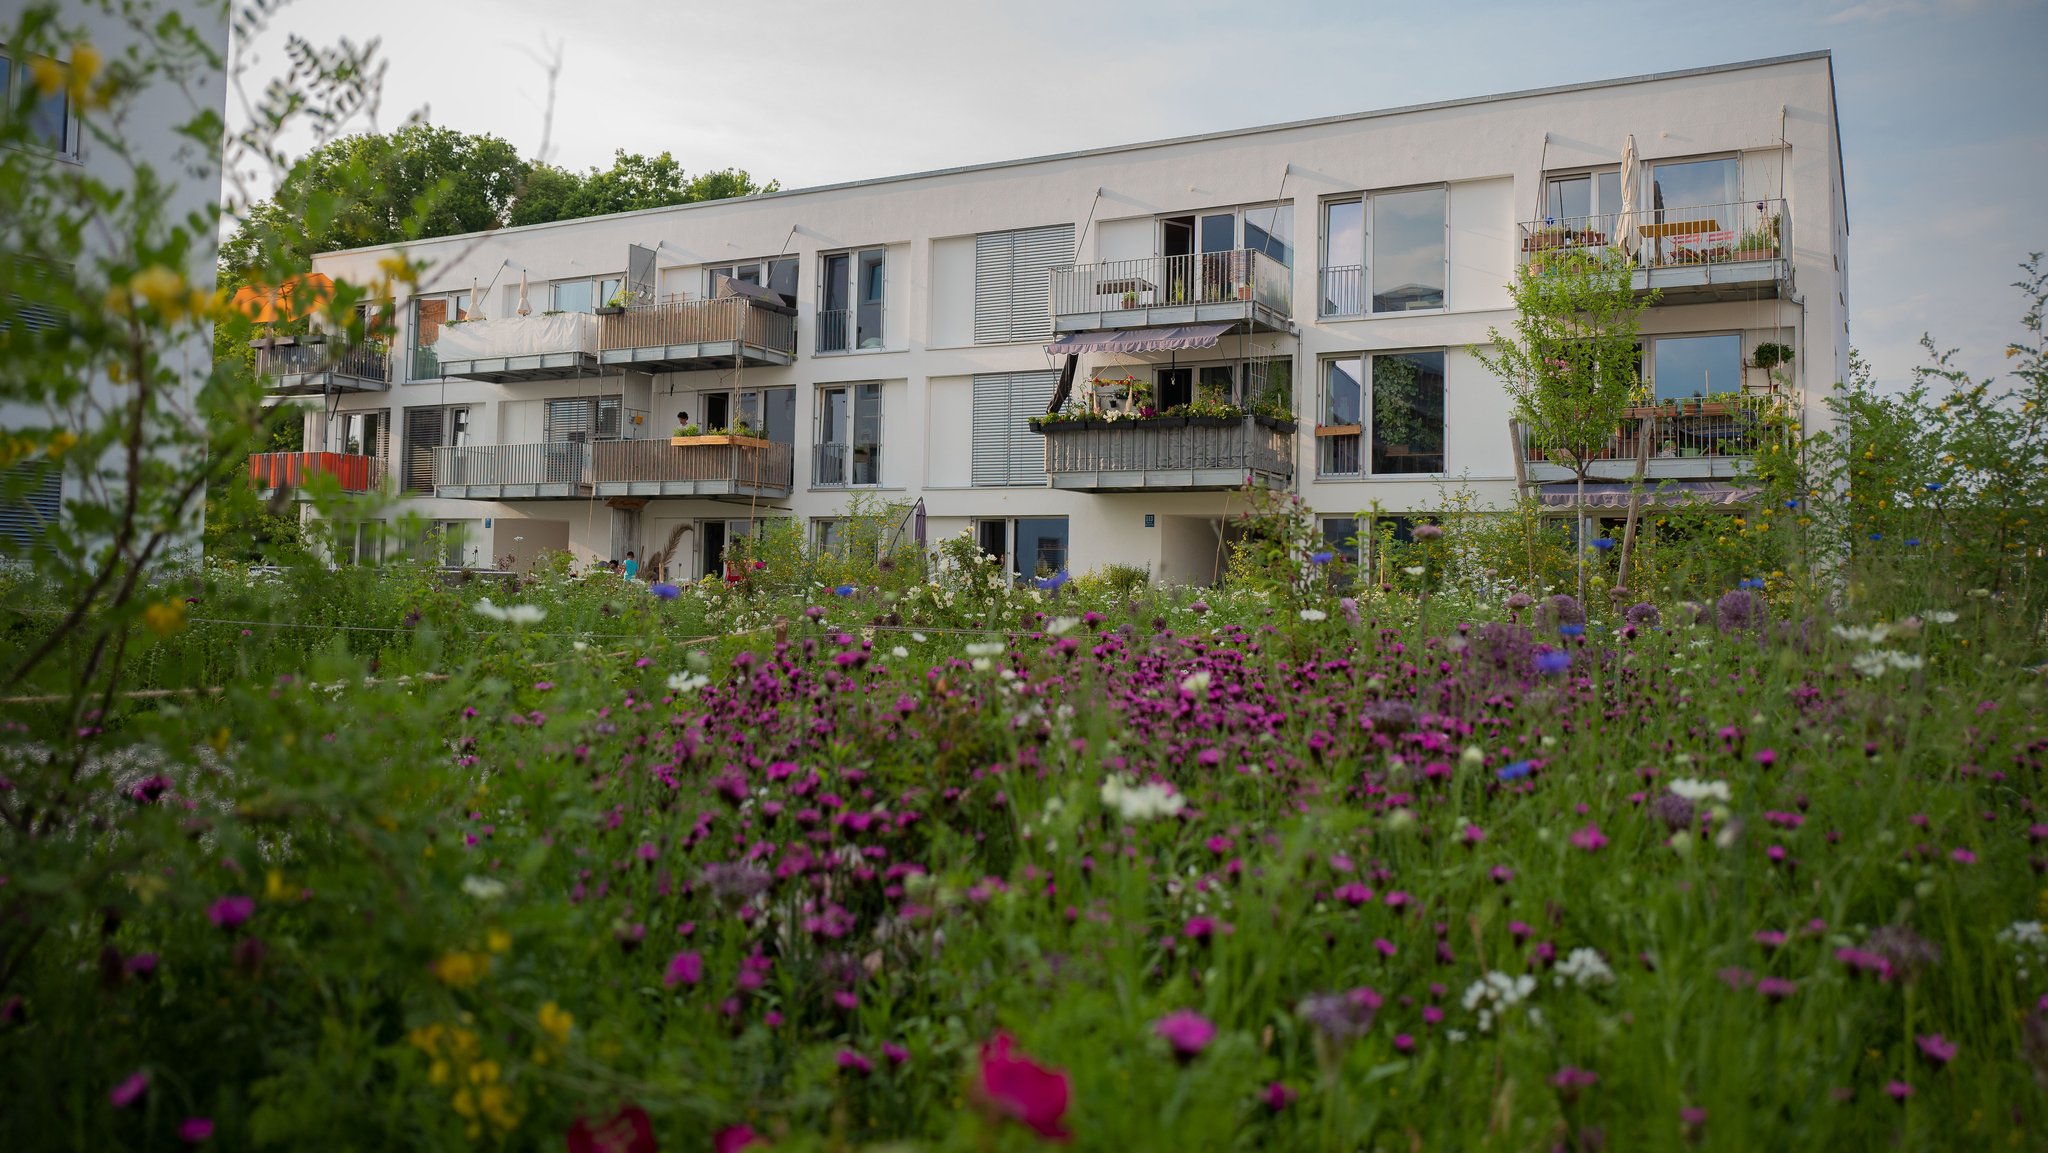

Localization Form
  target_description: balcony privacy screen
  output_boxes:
[972,371,1058,487]
[974,225,1074,344]
[435,312,598,361]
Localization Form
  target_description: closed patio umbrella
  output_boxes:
[516,269,531,316]
[1614,135,1642,261]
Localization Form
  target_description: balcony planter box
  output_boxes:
[1314,423,1363,438]
[1137,416,1189,428]
[1730,247,1777,263]
[595,306,626,316]
[670,434,774,449]
[1187,416,1234,429]
[1694,401,1738,418]
[1080,418,1114,430]
[1256,415,1298,434]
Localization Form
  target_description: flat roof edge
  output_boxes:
[310,51,1835,261]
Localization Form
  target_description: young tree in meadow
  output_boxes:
[1473,247,1653,603]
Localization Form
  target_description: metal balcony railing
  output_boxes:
[247,451,385,492]
[811,441,881,487]
[254,340,392,387]
[1318,266,1363,318]
[1040,415,1294,491]
[599,298,797,359]
[431,442,593,494]
[1518,199,1788,269]
[1518,403,1787,475]
[591,439,795,494]
[1050,248,1292,323]
[814,307,885,354]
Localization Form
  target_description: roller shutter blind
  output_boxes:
[974,225,1074,344]
[971,370,1057,486]
[0,460,61,556]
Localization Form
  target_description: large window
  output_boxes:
[0,51,78,158]
[409,292,469,379]
[544,396,623,442]
[1317,351,1446,476]
[338,410,389,459]
[1650,156,1739,216]
[1321,188,1446,316]
[708,258,798,308]
[403,405,470,492]
[1013,518,1070,581]
[550,276,623,314]
[0,460,61,556]
[1649,334,1742,402]
[1544,169,1623,242]
[814,382,881,487]
[678,387,795,441]
[818,248,886,353]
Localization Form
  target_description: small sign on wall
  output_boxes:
[1144,514,1156,528]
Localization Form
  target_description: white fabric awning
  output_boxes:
[1043,324,1233,355]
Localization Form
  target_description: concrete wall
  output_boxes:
[305,53,1848,584]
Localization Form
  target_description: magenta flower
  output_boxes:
[1886,1080,1913,1102]
[883,1042,911,1066]
[179,1117,215,1144]
[1261,1081,1296,1113]
[109,1070,149,1108]
[206,896,254,930]
[1950,848,1976,864]
[1461,825,1487,847]
[1570,824,1609,853]
[837,1049,874,1075]
[1757,977,1798,1002]
[1333,882,1374,907]
[1154,1009,1216,1062]
[975,1033,1071,1141]
[663,951,703,988]
[1915,1034,1957,1066]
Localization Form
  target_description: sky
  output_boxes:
[225,0,2048,393]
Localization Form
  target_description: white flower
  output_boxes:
[1299,608,1327,622]
[891,646,910,659]
[500,603,546,625]
[1179,670,1212,694]
[1100,774,1186,822]
[1554,947,1615,988]
[1926,610,1958,624]
[461,875,508,901]
[912,632,928,643]
[965,641,1005,657]
[1830,623,1891,644]
[1668,777,1731,803]
[1403,565,1425,577]
[667,672,710,693]
[1046,616,1081,636]
[1851,651,1889,678]
[473,599,509,622]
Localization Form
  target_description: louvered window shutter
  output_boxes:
[404,407,443,492]
[1005,226,1072,341]
[971,374,1011,486]
[973,233,1014,345]
[1005,370,1057,484]
[0,461,61,555]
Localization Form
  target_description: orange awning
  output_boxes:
[232,272,334,323]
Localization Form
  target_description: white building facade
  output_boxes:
[279,52,1849,584]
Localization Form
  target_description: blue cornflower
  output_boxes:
[1925,482,1943,492]
[1310,551,1335,566]
[1784,499,1799,509]
[1534,650,1572,675]
[1497,760,1534,782]
[1905,538,1920,547]
[1590,537,1615,552]
[1739,577,1766,589]
[1036,570,1072,592]
[832,584,857,597]
[1868,532,1883,542]
[650,582,681,601]
[1559,623,1585,638]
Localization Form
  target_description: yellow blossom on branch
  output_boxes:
[142,601,185,635]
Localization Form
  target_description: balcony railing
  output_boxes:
[254,340,391,394]
[591,439,795,499]
[812,442,882,487]
[814,307,885,354]
[247,451,385,493]
[598,298,797,372]
[1040,415,1294,492]
[1318,266,1363,318]
[432,313,601,382]
[431,442,593,498]
[1050,248,1291,332]
[1517,199,1789,301]
[1518,402,1786,482]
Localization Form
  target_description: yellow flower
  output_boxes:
[486,927,512,954]
[142,600,186,636]
[265,869,290,901]
[478,1084,521,1133]
[67,43,102,104]
[537,1001,573,1048]
[432,950,491,989]
[466,1060,502,1086]
[46,430,77,457]
[451,1088,477,1119]
[27,56,66,97]
[130,266,188,317]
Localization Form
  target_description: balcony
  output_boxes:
[432,313,600,383]
[1518,402,1783,484]
[1038,415,1294,492]
[1516,199,1789,304]
[247,451,386,495]
[591,439,794,502]
[254,339,391,396]
[428,439,797,502]
[1051,249,1291,335]
[598,297,797,373]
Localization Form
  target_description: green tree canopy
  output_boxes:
[505,150,777,226]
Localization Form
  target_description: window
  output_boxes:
[339,410,389,458]
[544,396,622,442]
[1320,188,1446,316]
[974,224,1073,344]
[409,292,469,379]
[1647,156,1741,264]
[1649,334,1741,402]
[1013,518,1070,581]
[1156,204,1292,306]
[818,247,885,353]
[549,276,622,314]
[1150,361,1276,411]
[403,405,470,492]
[0,51,78,158]
[0,459,61,556]
[1320,199,1364,316]
[1544,169,1623,242]
[1320,517,1359,563]
[679,387,795,441]
[708,257,798,308]
[814,382,881,487]
[1318,351,1446,476]
[972,371,1057,486]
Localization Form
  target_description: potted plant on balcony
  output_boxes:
[1121,289,1139,309]
[1745,342,1794,393]
[596,288,632,317]
[1730,220,1779,263]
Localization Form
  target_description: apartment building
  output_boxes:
[266,52,1848,584]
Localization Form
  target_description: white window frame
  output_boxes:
[549,274,624,314]
[812,381,882,488]
[816,247,887,355]
[1321,186,1450,317]
[1314,350,1448,479]
[0,49,83,162]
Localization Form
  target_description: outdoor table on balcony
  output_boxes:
[1095,277,1155,299]
[1637,219,1719,239]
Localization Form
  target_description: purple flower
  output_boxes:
[1534,649,1572,675]
[1036,570,1072,592]
[837,1049,874,1075]
[1589,537,1615,552]
[179,1117,215,1144]
[1497,760,1533,782]
[207,896,254,930]
[663,951,703,988]
[1625,602,1661,628]
[1886,1080,1913,1102]
[883,1042,911,1067]
[109,1070,149,1109]
[1309,551,1335,565]
[832,584,856,597]
[1262,1081,1297,1113]
[1716,589,1763,632]
[1757,977,1798,1002]
[1298,987,1382,1040]
[1154,1009,1216,1061]
[1570,824,1609,853]
[650,582,681,600]
[1915,1034,1957,1066]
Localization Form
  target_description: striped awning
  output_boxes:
[1537,481,1755,509]
[1043,324,1232,355]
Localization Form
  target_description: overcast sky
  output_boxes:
[227,0,2047,392]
